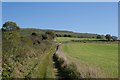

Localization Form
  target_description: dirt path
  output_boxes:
[52,44,65,79]
[53,54,62,79]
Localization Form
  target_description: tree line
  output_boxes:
[96,34,118,41]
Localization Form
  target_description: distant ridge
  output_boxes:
[20,28,98,38]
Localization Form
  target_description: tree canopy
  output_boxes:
[96,35,102,39]
[105,34,111,41]
[111,36,118,41]
[2,21,20,31]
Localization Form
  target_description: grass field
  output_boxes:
[62,42,118,77]
[56,37,100,42]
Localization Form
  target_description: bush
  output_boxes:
[54,53,81,79]
[105,34,111,41]
[65,63,81,79]
[111,36,117,41]
[64,34,67,37]
[68,35,72,37]
[31,32,37,36]
[96,35,102,39]
[56,34,62,37]
[42,34,47,40]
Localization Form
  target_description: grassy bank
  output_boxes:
[28,45,56,78]
[53,53,81,79]
[2,28,56,78]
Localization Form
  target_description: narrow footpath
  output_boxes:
[52,44,65,79]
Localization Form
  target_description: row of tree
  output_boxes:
[56,33,118,41]
[97,34,118,41]
[56,33,97,38]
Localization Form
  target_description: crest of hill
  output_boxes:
[20,28,98,38]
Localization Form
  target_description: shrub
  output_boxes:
[64,34,67,37]
[111,36,117,41]
[42,34,47,40]
[54,53,81,79]
[96,35,102,39]
[105,34,111,41]
[31,32,37,36]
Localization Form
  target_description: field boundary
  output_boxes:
[61,40,119,44]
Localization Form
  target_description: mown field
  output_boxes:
[56,37,100,42]
[62,42,118,77]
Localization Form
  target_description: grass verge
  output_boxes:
[25,45,56,78]
[53,52,81,79]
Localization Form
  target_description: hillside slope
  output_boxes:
[21,28,98,38]
[2,28,56,78]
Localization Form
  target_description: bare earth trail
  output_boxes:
[52,54,63,79]
[52,44,66,79]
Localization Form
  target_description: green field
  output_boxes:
[62,42,118,77]
[56,37,100,42]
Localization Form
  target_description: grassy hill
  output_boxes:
[2,28,56,78]
[20,28,98,38]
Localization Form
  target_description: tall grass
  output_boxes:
[28,45,56,78]
[2,30,56,78]
[53,52,81,79]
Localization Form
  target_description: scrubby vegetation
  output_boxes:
[2,21,56,78]
[53,53,81,79]
[2,21,118,79]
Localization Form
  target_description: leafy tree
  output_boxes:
[68,34,72,37]
[96,35,102,39]
[64,34,67,37]
[111,36,118,41]
[105,34,111,41]
[56,34,61,37]
[2,21,20,31]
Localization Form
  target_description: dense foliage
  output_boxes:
[105,34,111,41]
[111,36,118,41]
[2,21,20,31]
[2,22,55,78]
